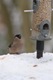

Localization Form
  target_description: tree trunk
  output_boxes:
[18,0,35,52]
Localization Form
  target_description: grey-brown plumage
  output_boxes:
[8,34,24,54]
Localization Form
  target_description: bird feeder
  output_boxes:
[32,0,51,58]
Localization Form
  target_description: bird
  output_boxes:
[8,34,24,54]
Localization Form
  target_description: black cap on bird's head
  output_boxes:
[14,34,21,39]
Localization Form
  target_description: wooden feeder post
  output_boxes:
[32,0,51,58]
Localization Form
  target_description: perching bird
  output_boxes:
[8,34,24,54]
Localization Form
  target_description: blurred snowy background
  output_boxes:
[0,0,53,54]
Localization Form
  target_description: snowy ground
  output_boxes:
[0,52,53,80]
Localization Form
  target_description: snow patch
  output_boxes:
[0,52,53,80]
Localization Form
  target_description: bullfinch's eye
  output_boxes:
[15,34,21,39]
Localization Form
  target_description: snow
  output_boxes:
[0,52,53,80]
